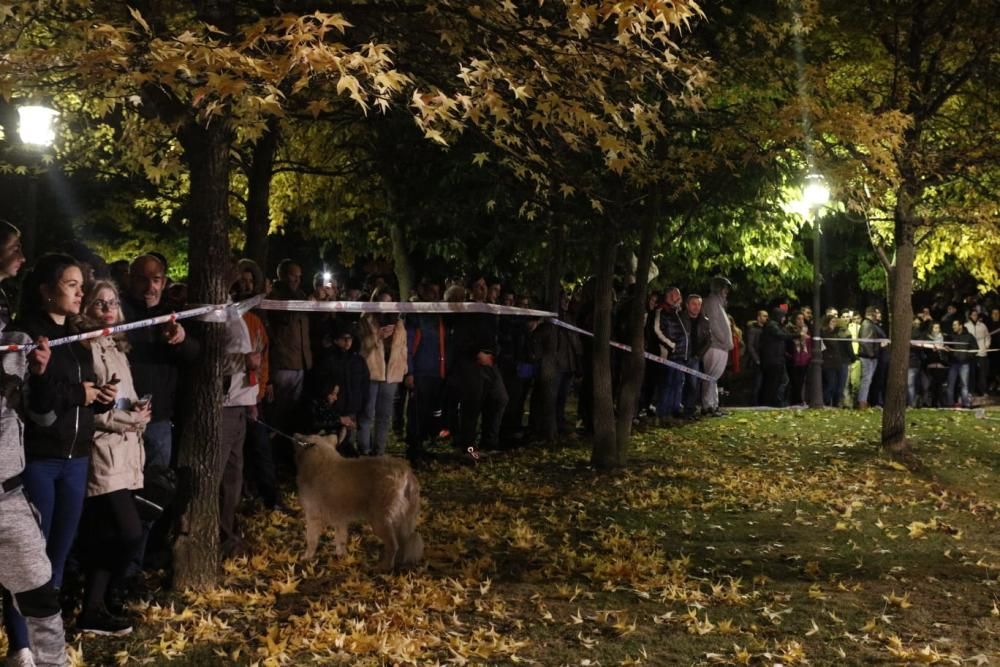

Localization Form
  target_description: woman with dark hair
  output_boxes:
[75,280,150,635]
[784,311,812,407]
[3,254,119,644]
[357,286,407,455]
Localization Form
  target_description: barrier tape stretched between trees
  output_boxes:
[3,299,995,370]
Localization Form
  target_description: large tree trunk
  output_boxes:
[614,202,657,457]
[173,120,233,589]
[389,220,413,299]
[590,218,619,469]
[531,223,566,443]
[243,119,280,271]
[881,203,917,457]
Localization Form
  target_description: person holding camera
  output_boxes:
[3,254,119,649]
[76,280,151,636]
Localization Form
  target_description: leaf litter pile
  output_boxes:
[7,409,1000,665]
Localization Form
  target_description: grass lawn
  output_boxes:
[5,408,999,665]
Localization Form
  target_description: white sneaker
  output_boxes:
[6,648,36,667]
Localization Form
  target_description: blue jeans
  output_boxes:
[681,358,702,417]
[358,381,399,456]
[858,357,878,403]
[657,365,685,418]
[947,364,971,407]
[907,368,921,406]
[823,366,848,407]
[127,419,172,577]
[143,419,173,469]
[3,456,88,651]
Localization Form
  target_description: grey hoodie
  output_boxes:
[0,327,30,483]
[702,292,734,352]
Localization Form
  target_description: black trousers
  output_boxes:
[406,375,445,450]
[453,361,509,449]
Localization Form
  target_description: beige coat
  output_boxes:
[360,314,408,383]
[87,336,146,497]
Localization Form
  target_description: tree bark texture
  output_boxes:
[243,119,280,271]
[614,204,657,458]
[881,196,917,457]
[590,219,619,469]
[173,120,233,590]
[531,224,566,443]
[389,220,413,300]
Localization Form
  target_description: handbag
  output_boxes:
[134,464,177,522]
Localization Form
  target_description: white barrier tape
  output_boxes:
[549,318,717,382]
[0,296,549,354]
[812,336,970,345]
[259,299,555,318]
[0,295,265,353]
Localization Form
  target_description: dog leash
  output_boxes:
[252,418,315,450]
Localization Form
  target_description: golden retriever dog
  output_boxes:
[293,432,424,571]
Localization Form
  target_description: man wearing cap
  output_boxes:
[700,277,734,416]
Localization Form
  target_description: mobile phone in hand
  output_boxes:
[136,394,153,408]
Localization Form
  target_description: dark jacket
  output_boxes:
[947,330,978,366]
[745,321,764,366]
[14,313,111,460]
[908,327,926,369]
[858,318,887,359]
[822,326,855,369]
[449,311,499,363]
[121,295,201,422]
[407,314,449,379]
[686,312,712,360]
[653,307,692,361]
[310,346,369,418]
[268,281,312,371]
[760,314,798,367]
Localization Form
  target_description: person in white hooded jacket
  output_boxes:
[700,277,734,416]
[0,220,68,667]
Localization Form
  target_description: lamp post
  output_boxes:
[15,104,58,261]
[802,173,830,408]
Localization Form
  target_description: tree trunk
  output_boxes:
[614,202,657,457]
[532,223,566,443]
[882,175,920,457]
[389,220,413,299]
[243,119,280,271]
[881,205,917,457]
[590,218,619,469]
[173,120,233,589]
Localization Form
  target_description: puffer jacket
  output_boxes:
[0,329,30,484]
[87,336,145,497]
[653,307,691,361]
[360,314,408,383]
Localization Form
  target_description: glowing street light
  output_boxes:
[802,172,831,409]
[17,105,59,147]
[802,173,830,210]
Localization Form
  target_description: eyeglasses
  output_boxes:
[92,299,119,311]
[337,334,353,341]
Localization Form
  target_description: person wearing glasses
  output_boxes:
[74,281,151,635]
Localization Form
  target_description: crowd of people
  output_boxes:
[1,216,999,665]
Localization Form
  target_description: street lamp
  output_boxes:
[802,173,830,408]
[17,105,58,148]
[15,104,58,260]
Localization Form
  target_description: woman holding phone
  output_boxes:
[3,254,118,645]
[74,280,151,635]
